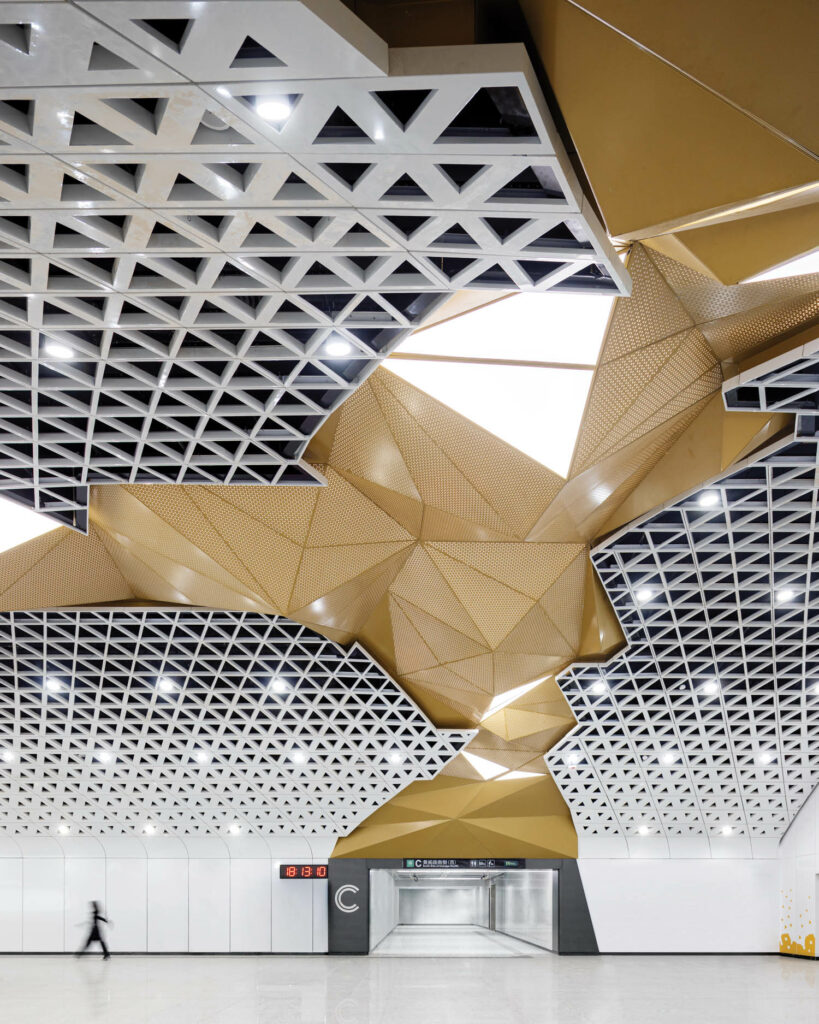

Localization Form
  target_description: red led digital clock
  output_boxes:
[279,864,328,879]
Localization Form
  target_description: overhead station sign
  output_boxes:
[403,859,526,869]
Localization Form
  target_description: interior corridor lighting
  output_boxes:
[290,749,307,765]
[56,823,71,836]
[255,97,292,123]
[143,822,158,836]
[194,748,211,765]
[387,750,405,765]
[700,679,720,696]
[636,587,655,604]
[589,680,608,696]
[269,676,289,694]
[637,824,651,836]
[698,491,720,508]
[776,588,796,603]
[325,338,352,357]
[720,825,734,836]
[228,822,242,835]
[1,749,16,763]
[757,750,775,765]
[157,676,176,693]
[43,341,75,359]
[96,748,115,765]
[45,677,63,693]
[660,749,677,765]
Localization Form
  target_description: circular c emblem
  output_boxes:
[334,884,360,913]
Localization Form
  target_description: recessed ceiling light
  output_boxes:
[291,749,307,765]
[44,341,75,360]
[757,750,774,765]
[589,680,607,696]
[811,682,819,696]
[56,823,71,836]
[563,751,581,767]
[775,588,796,604]
[255,98,292,123]
[698,491,720,508]
[157,676,176,693]
[660,749,677,765]
[1,749,16,763]
[720,825,733,836]
[325,338,352,357]
[194,748,211,765]
[143,822,158,836]
[95,748,115,765]
[637,824,651,836]
[269,676,289,694]
[387,750,405,766]
[700,679,720,696]
[44,677,63,693]
[228,821,242,836]
[636,587,655,604]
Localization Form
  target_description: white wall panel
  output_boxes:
[189,858,230,952]
[271,864,314,953]
[106,858,148,952]
[230,859,271,952]
[64,859,106,952]
[147,859,189,952]
[312,878,328,953]
[369,870,398,950]
[0,858,22,951]
[579,858,778,953]
[22,859,63,951]
[494,870,554,950]
[779,781,819,956]
[398,886,487,927]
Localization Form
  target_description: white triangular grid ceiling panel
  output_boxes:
[0,608,474,836]
[0,1,628,530]
[548,432,819,842]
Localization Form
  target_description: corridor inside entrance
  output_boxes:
[369,869,555,956]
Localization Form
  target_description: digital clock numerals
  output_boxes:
[280,864,328,879]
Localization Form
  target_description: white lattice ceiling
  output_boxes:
[0,0,627,530]
[0,609,474,836]
[548,429,819,842]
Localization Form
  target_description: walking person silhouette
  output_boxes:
[77,901,111,959]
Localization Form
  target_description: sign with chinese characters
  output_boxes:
[279,864,328,879]
[403,859,526,869]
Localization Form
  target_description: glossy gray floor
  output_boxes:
[0,953,815,1023]
[371,924,548,956]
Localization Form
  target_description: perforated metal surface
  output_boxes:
[549,433,819,840]
[0,1,626,530]
[0,608,473,835]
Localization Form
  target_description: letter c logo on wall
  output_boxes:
[334,884,360,913]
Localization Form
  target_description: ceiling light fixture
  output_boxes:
[589,680,607,696]
[563,751,581,767]
[720,825,733,837]
[325,338,352,358]
[636,587,655,604]
[228,821,242,836]
[157,676,176,693]
[143,822,157,836]
[660,749,677,765]
[637,824,651,836]
[775,588,796,604]
[700,679,720,697]
[812,682,819,696]
[56,823,71,836]
[43,341,75,360]
[255,97,292,123]
[290,749,307,765]
[387,750,405,766]
[95,748,115,765]
[698,491,720,508]
[269,676,289,694]
[1,749,16,763]
[44,677,63,693]
[757,750,775,765]
[194,748,211,765]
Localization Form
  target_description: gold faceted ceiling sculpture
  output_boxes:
[1,245,813,857]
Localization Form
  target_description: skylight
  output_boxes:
[745,247,819,282]
[0,496,60,553]
[387,290,614,477]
